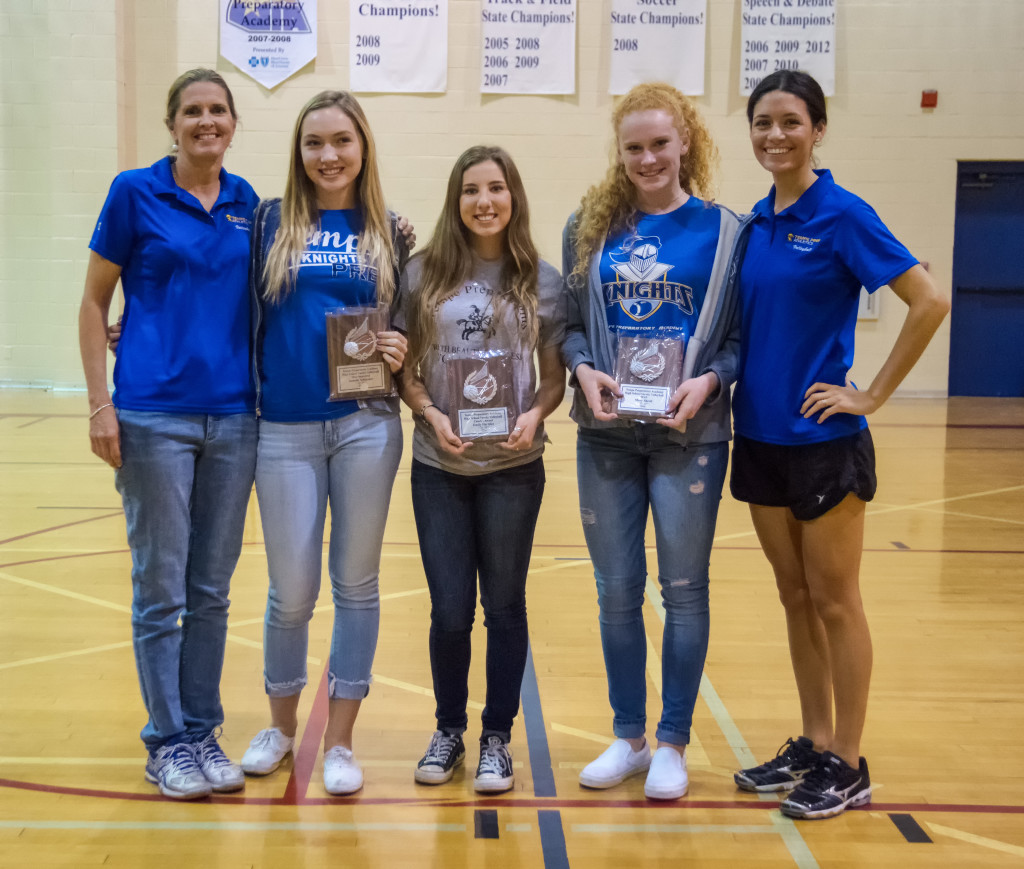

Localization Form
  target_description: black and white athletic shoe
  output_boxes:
[474,735,514,794]
[780,752,872,820]
[735,736,821,793]
[415,730,466,784]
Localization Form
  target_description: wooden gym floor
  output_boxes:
[0,389,1022,868]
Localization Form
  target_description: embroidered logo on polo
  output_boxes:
[786,232,822,253]
[604,233,694,322]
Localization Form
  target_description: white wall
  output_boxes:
[3,0,1023,392]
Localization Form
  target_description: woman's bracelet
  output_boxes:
[89,402,114,419]
[418,402,437,419]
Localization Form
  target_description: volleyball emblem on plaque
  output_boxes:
[445,352,515,442]
[325,306,394,401]
[612,330,685,421]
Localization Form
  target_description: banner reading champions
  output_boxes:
[480,0,576,95]
[740,0,836,96]
[350,1,448,93]
[609,0,707,96]
[220,0,317,89]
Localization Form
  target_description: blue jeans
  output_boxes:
[255,410,402,700]
[410,458,545,740]
[576,425,728,745]
[115,410,257,752]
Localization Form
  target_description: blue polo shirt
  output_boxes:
[734,170,918,444]
[600,197,720,340]
[258,207,378,422]
[89,156,259,414]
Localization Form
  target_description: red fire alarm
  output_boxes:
[921,90,938,108]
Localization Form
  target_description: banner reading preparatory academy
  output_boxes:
[740,0,836,96]
[220,0,317,89]
[480,0,576,95]
[609,0,706,96]
[350,1,448,93]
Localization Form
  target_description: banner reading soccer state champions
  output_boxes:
[609,0,707,96]
[220,0,317,89]
[351,1,448,93]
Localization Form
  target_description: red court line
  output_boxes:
[1,776,1022,816]
[285,668,331,804]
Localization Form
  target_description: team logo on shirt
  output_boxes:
[605,234,694,322]
[786,232,821,253]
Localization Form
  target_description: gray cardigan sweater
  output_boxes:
[560,202,753,446]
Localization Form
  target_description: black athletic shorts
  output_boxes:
[730,429,877,521]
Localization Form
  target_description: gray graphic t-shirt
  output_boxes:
[398,253,565,475]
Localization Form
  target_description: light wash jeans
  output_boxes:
[255,409,402,700]
[115,409,257,752]
[576,425,728,746]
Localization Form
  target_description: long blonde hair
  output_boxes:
[262,91,396,304]
[570,82,719,283]
[407,146,540,372]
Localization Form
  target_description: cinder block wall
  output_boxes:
[3,0,1022,393]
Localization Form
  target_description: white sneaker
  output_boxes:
[241,727,295,776]
[194,729,245,792]
[323,745,363,795]
[644,746,688,800]
[579,739,651,789]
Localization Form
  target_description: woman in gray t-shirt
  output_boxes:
[397,145,565,794]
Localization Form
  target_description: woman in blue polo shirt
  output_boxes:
[561,83,750,801]
[78,69,259,801]
[730,71,949,820]
[239,91,408,797]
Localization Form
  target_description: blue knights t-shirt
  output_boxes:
[259,209,379,421]
[733,170,919,445]
[601,197,721,340]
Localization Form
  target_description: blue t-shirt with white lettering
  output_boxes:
[734,170,919,444]
[89,156,259,413]
[600,197,720,340]
[259,208,379,421]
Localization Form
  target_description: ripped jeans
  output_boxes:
[576,426,728,745]
[255,411,403,700]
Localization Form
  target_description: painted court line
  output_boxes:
[0,820,467,833]
[927,821,1024,858]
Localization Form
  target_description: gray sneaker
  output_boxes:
[194,729,245,792]
[145,742,212,800]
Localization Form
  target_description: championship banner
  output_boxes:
[609,0,707,96]
[740,0,836,96]
[220,0,317,89]
[480,0,576,95]
[350,0,448,93]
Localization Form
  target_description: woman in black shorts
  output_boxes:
[730,71,949,820]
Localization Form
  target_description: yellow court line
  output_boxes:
[0,570,129,613]
[927,822,1024,859]
[911,506,1024,527]
[0,640,131,671]
[371,673,484,711]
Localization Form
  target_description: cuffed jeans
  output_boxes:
[576,425,728,746]
[410,458,545,739]
[255,410,402,701]
[115,409,257,752]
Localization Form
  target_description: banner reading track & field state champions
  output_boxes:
[480,0,576,95]
[740,0,836,96]
[351,1,448,93]
[609,0,706,96]
[220,0,316,88]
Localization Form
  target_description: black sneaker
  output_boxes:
[735,736,820,792]
[415,730,466,784]
[780,752,872,819]
[474,735,514,794]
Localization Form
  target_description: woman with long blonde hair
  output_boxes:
[240,91,409,796]
[398,145,565,793]
[561,82,750,800]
